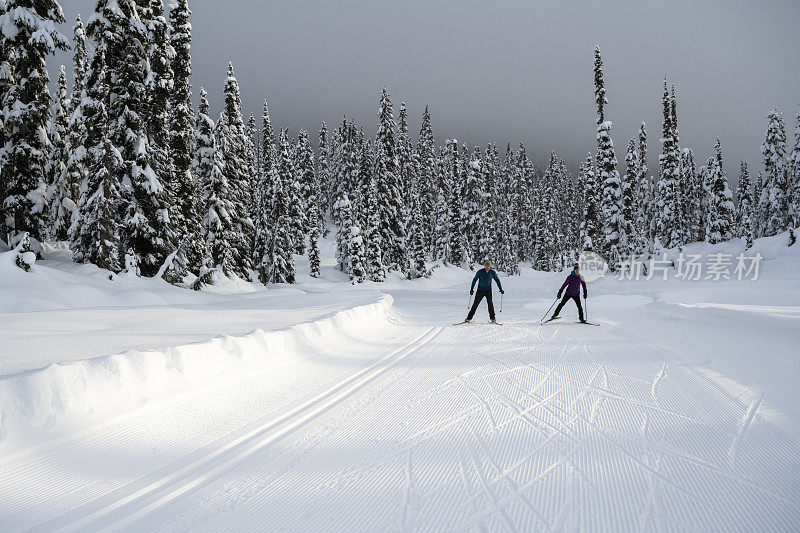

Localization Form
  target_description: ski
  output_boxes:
[577,321,600,326]
[490,321,503,326]
[452,321,471,326]
[540,316,560,325]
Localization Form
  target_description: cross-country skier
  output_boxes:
[550,262,588,323]
[465,260,504,323]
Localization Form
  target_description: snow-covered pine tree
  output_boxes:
[499,143,514,259]
[444,139,467,266]
[365,175,386,281]
[477,144,498,267]
[0,0,10,240]
[145,0,185,280]
[45,65,72,241]
[69,53,124,272]
[509,144,542,261]
[669,86,688,247]
[106,0,175,276]
[407,190,427,278]
[566,160,582,256]
[357,134,374,232]
[788,107,800,231]
[758,108,789,237]
[244,113,261,268]
[195,88,236,280]
[557,157,575,267]
[307,199,321,278]
[431,186,449,262]
[245,114,263,264]
[70,14,86,116]
[679,148,700,243]
[705,139,735,244]
[267,129,295,284]
[534,153,556,270]
[594,46,607,126]
[221,63,253,278]
[416,106,436,251]
[286,132,306,254]
[736,160,755,246]
[250,103,272,278]
[58,15,89,238]
[292,129,314,254]
[334,193,349,272]
[328,125,342,213]
[462,147,483,263]
[698,161,711,241]
[655,79,681,250]
[0,0,67,248]
[317,122,331,229]
[245,113,258,221]
[633,122,651,252]
[580,152,602,254]
[343,195,367,284]
[375,87,407,272]
[593,47,623,264]
[144,0,173,189]
[735,160,751,225]
[259,100,277,212]
[620,138,638,258]
[167,0,202,277]
[396,102,415,212]
[333,119,357,227]
[304,129,324,234]
[296,129,316,211]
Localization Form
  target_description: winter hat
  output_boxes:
[573,262,580,269]
[484,260,492,267]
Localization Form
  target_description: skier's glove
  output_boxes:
[583,293,588,299]
[500,289,505,294]
[470,290,474,295]
[557,291,562,298]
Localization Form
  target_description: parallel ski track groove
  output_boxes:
[38,326,443,533]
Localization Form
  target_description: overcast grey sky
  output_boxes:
[53,0,800,178]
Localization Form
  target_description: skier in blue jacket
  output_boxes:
[465,260,504,323]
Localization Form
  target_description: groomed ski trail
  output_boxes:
[2,291,800,532]
[109,304,800,529]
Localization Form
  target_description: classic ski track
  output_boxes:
[182,316,798,532]
[24,326,443,533]
[6,303,800,531]
[0,345,363,525]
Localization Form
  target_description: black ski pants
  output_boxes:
[553,294,584,321]
[467,289,495,321]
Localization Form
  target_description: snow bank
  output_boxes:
[0,294,396,451]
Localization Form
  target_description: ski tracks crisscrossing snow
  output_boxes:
[2,297,800,532]
[140,316,800,532]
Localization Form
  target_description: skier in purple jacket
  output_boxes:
[550,263,588,323]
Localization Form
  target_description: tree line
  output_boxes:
[1,1,798,283]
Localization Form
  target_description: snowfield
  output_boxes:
[1,234,799,531]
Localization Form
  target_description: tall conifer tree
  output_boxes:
[0,0,67,247]
[221,63,253,278]
[375,87,407,272]
[758,108,788,236]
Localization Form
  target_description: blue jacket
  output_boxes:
[471,268,502,291]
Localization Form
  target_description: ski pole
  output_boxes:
[467,292,473,310]
[500,292,503,314]
[540,297,559,323]
[584,296,588,321]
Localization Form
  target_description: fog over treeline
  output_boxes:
[52,0,800,178]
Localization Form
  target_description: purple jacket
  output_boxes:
[559,273,587,297]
